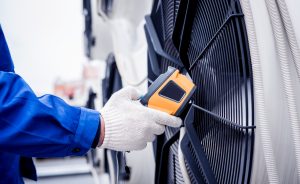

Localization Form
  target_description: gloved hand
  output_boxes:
[99,87,182,151]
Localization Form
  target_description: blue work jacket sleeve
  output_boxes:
[0,71,100,157]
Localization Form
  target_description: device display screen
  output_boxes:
[159,80,186,102]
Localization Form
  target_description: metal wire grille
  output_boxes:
[186,1,254,182]
[146,0,255,183]
[151,0,181,73]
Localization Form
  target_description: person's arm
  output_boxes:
[98,115,105,146]
[0,71,100,157]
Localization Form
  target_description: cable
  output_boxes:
[178,127,191,184]
[239,0,280,183]
[122,76,148,87]
[277,0,300,81]
[191,103,256,129]
[116,152,119,184]
[107,150,117,184]
[265,0,300,181]
[114,60,148,87]
[109,53,148,87]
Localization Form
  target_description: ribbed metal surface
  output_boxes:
[166,145,185,184]
[188,142,206,183]
[186,159,198,184]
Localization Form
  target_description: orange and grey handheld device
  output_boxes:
[141,67,196,116]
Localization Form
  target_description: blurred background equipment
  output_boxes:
[84,1,155,183]
[98,0,113,17]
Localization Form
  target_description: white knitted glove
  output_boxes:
[99,87,182,151]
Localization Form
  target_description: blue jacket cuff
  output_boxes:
[68,107,100,156]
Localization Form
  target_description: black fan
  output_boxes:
[145,0,255,183]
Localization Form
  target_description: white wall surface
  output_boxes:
[0,0,86,95]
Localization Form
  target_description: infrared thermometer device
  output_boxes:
[141,67,196,116]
